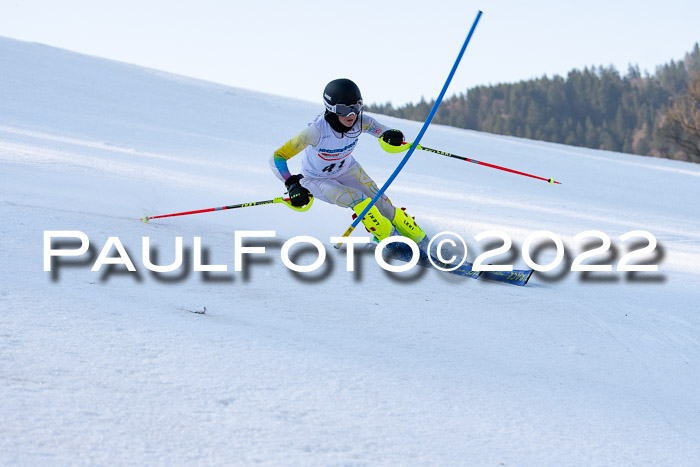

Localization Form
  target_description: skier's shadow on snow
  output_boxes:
[378,249,429,284]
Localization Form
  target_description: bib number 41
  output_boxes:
[322,159,347,173]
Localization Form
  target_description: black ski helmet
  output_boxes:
[323,78,362,110]
[323,78,363,134]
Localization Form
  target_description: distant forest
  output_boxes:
[367,44,700,163]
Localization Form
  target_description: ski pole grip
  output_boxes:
[277,196,314,212]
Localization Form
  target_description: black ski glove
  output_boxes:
[380,129,404,146]
[284,174,311,207]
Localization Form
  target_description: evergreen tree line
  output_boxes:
[367,43,700,163]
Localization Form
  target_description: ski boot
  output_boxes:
[352,198,396,243]
[391,207,429,253]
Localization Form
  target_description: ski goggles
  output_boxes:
[325,101,363,117]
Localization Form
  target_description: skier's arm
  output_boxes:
[269,125,321,181]
[362,115,404,146]
[361,115,391,138]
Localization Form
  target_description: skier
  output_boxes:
[270,78,427,247]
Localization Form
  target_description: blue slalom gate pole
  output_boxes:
[337,10,483,243]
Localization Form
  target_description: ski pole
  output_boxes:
[380,140,561,185]
[141,196,313,222]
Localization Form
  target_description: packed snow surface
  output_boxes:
[2,37,700,464]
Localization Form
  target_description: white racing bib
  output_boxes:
[301,114,388,178]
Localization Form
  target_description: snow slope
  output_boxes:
[2,36,700,465]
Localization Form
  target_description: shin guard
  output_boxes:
[352,198,394,242]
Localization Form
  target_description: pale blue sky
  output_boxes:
[1,0,699,106]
